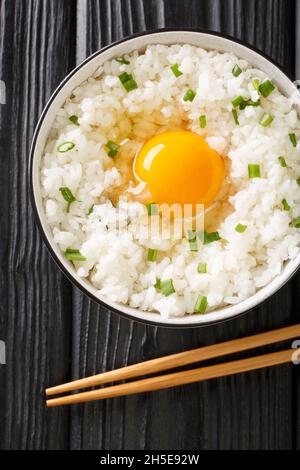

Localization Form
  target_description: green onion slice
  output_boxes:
[199,115,207,129]
[197,262,207,274]
[293,218,300,228]
[232,64,242,77]
[119,72,132,83]
[235,223,247,233]
[282,199,291,211]
[202,231,221,245]
[119,72,138,92]
[194,294,208,314]
[253,79,260,90]
[65,248,86,262]
[147,249,158,262]
[259,80,275,98]
[88,204,94,215]
[289,133,297,147]
[155,278,161,290]
[171,64,183,77]
[239,99,260,110]
[105,141,119,158]
[57,141,75,153]
[232,96,260,110]
[188,231,198,252]
[278,156,287,167]
[248,164,261,179]
[232,96,245,108]
[123,79,138,92]
[232,109,239,125]
[115,57,130,65]
[59,187,76,212]
[161,279,176,297]
[69,115,79,126]
[297,177,300,186]
[183,89,196,102]
[147,203,158,216]
[260,113,274,127]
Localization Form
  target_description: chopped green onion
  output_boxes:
[232,96,260,110]
[282,199,291,211]
[293,218,300,228]
[147,203,158,216]
[232,96,245,108]
[161,279,176,297]
[57,141,75,153]
[197,262,207,274]
[106,141,119,158]
[260,113,274,127]
[65,248,86,262]
[259,80,275,98]
[194,294,208,314]
[297,177,300,186]
[65,248,80,254]
[183,89,196,102]
[278,156,287,167]
[235,223,247,233]
[119,72,138,92]
[147,249,158,262]
[59,187,76,212]
[119,71,131,82]
[115,57,130,65]
[171,63,183,77]
[69,115,79,126]
[248,164,261,179]
[232,64,242,77]
[239,99,260,110]
[232,109,239,125]
[88,204,94,215]
[188,231,198,252]
[203,231,221,245]
[199,115,207,129]
[289,133,297,147]
[123,79,138,92]
[155,278,161,290]
[253,79,260,90]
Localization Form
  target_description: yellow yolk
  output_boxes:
[133,131,225,209]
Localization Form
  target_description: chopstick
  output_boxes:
[46,324,300,397]
[46,348,298,407]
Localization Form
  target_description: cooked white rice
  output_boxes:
[41,44,300,318]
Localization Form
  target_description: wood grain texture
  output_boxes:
[0,0,77,450]
[70,0,298,450]
[294,2,300,449]
[0,0,299,450]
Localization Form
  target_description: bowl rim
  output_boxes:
[29,27,299,329]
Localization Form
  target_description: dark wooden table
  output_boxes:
[0,0,300,450]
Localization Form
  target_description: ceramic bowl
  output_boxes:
[30,29,300,327]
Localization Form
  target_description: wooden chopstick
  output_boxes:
[46,324,300,397]
[46,348,298,407]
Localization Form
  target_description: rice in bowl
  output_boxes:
[41,44,300,318]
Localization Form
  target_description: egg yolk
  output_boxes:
[133,131,225,209]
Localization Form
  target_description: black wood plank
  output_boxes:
[69,0,297,450]
[1,0,297,451]
[293,0,300,451]
[0,0,76,450]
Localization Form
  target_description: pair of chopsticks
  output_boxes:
[46,324,300,407]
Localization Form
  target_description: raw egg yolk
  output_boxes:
[133,131,225,209]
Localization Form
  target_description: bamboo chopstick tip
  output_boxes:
[46,399,56,408]
[45,386,59,396]
[46,397,64,408]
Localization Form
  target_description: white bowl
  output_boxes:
[30,29,300,327]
